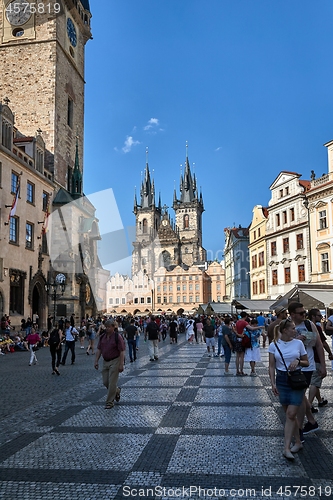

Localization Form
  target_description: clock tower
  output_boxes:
[0,0,92,187]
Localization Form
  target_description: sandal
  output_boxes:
[104,402,114,409]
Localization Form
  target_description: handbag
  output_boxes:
[274,342,308,390]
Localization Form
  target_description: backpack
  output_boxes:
[49,329,60,346]
[241,329,252,349]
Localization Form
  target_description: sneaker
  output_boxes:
[250,372,257,377]
[208,354,212,358]
[115,388,121,402]
[303,421,319,434]
[318,399,328,407]
[214,354,219,357]
[150,359,154,362]
[311,406,318,413]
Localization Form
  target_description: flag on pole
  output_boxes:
[8,177,20,222]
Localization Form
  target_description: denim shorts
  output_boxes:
[276,369,304,406]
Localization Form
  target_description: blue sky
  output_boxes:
[84,0,333,268]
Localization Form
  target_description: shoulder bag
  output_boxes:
[274,341,308,390]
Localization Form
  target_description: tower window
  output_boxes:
[184,214,189,229]
[142,219,148,234]
[67,98,74,128]
[67,166,73,192]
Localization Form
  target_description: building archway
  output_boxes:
[29,272,47,329]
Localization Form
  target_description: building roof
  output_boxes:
[81,0,90,12]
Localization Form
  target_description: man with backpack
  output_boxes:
[289,302,326,437]
[49,327,63,375]
[94,319,125,409]
[145,316,161,361]
[60,320,79,366]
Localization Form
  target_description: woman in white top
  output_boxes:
[268,318,309,461]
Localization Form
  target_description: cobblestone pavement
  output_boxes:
[0,337,333,500]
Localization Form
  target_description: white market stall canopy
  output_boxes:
[232,299,276,312]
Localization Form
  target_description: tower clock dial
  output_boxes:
[6,0,32,26]
[67,18,77,47]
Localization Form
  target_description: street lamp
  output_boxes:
[143,269,155,314]
[45,273,66,326]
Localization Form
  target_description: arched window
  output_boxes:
[142,219,148,234]
[184,214,189,229]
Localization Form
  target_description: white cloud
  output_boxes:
[144,117,159,131]
[215,146,222,152]
[122,135,141,153]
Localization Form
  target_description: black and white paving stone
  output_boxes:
[0,338,333,499]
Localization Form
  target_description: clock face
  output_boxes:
[67,18,77,47]
[6,0,32,26]
[55,273,66,285]
[162,220,168,226]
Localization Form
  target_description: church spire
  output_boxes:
[179,142,196,203]
[140,148,155,208]
[71,135,83,198]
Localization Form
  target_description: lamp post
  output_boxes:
[144,270,155,314]
[45,273,66,326]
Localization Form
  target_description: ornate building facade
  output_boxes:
[0,1,105,327]
[106,148,225,315]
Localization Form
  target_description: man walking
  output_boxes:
[145,316,161,361]
[289,302,326,436]
[94,319,125,409]
[61,320,79,365]
[125,318,137,362]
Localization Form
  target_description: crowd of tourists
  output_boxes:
[2,306,333,462]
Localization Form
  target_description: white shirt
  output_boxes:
[65,326,78,341]
[269,339,306,371]
[295,321,316,371]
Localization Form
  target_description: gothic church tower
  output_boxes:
[173,145,206,267]
[0,0,92,188]
[132,156,161,276]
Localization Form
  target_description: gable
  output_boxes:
[269,171,300,190]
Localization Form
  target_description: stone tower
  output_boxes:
[132,157,162,276]
[173,145,206,266]
[0,0,92,187]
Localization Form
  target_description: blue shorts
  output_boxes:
[276,369,304,406]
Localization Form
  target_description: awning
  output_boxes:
[271,285,333,311]
[208,302,233,314]
[232,299,276,312]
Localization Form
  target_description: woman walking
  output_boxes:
[269,318,309,460]
[49,325,63,375]
[26,327,40,366]
[86,321,96,355]
[244,318,262,376]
